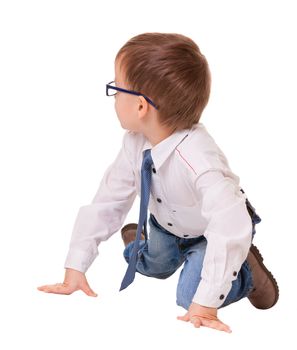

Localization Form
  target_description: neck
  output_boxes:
[136,108,175,146]
[143,126,174,146]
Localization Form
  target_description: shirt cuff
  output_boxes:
[192,279,232,308]
[64,248,98,273]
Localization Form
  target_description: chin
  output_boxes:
[120,123,135,133]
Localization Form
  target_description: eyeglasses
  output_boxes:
[106,81,159,110]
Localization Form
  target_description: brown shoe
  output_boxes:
[121,223,145,247]
[246,244,279,309]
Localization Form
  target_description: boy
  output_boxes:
[38,32,279,333]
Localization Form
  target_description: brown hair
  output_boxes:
[115,32,211,132]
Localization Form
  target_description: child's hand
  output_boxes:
[177,302,232,333]
[37,268,98,297]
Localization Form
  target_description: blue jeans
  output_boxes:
[123,207,261,310]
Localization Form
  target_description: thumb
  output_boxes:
[177,312,190,322]
[81,283,98,297]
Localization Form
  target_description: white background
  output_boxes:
[0,0,296,348]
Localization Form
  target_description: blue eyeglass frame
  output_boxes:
[106,81,159,110]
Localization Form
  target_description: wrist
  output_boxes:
[192,302,218,315]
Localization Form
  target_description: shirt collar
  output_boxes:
[142,127,192,171]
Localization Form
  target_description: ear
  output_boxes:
[137,95,149,119]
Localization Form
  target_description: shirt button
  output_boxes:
[233,271,237,277]
[219,294,225,300]
[183,235,189,237]
[168,223,173,226]
[157,198,162,203]
[152,168,156,173]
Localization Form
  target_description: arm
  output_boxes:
[64,131,137,273]
[192,170,253,307]
[38,131,137,295]
[178,170,252,332]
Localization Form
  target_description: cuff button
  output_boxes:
[219,294,225,300]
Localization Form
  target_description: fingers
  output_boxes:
[81,285,98,297]
[191,316,202,328]
[177,313,232,333]
[37,281,98,297]
[37,283,74,295]
[200,318,232,333]
[177,313,190,322]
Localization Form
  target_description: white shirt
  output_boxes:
[64,122,253,308]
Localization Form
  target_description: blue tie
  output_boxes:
[119,149,154,291]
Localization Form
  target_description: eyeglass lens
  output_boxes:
[107,81,117,96]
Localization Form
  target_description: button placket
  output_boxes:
[152,173,174,230]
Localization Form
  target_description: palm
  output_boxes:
[37,268,97,297]
[177,302,232,333]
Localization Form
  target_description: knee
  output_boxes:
[152,271,175,279]
[140,255,181,279]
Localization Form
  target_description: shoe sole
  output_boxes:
[249,244,279,309]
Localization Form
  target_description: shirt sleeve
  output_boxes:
[64,131,137,273]
[192,170,253,308]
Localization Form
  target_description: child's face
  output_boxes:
[113,58,144,132]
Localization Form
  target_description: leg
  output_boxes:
[123,214,184,279]
[176,238,207,310]
[176,238,254,310]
